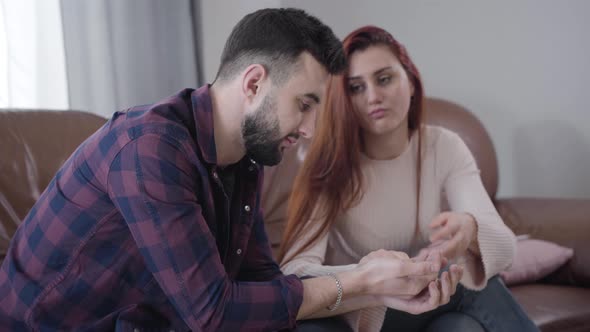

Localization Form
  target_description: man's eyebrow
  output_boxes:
[303,93,320,104]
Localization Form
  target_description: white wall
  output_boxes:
[198,0,590,199]
[0,0,68,109]
[198,0,280,83]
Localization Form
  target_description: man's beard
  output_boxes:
[241,94,284,166]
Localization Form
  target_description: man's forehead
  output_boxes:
[275,52,329,101]
[283,78,327,101]
[298,52,329,76]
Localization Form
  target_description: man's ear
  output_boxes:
[241,64,268,105]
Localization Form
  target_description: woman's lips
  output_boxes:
[369,108,387,119]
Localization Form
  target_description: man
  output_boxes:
[0,8,454,331]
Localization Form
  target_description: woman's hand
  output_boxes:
[358,250,446,299]
[356,249,463,315]
[422,212,479,261]
[357,249,441,298]
[379,264,463,314]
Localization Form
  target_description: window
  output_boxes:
[0,0,68,110]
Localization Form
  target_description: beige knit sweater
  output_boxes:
[280,126,516,332]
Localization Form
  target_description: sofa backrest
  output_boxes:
[0,110,107,261]
[424,98,499,200]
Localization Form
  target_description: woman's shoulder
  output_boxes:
[421,125,475,175]
[422,125,465,151]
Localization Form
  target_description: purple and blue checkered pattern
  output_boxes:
[0,86,303,331]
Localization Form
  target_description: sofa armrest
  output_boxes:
[495,198,590,287]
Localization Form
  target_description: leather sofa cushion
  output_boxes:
[510,284,590,332]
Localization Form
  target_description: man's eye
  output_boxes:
[301,102,311,112]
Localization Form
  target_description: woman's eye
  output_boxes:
[378,75,392,85]
[348,84,364,94]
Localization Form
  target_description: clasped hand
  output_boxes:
[358,249,463,315]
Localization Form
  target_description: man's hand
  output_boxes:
[357,249,441,298]
[297,249,461,320]
[379,264,463,314]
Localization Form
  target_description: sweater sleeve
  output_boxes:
[280,213,385,332]
[280,217,357,277]
[441,131,516,290]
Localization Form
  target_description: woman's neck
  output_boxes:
[362,118,410,160]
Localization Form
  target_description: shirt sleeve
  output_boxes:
[442,131,516,290]
[106,133,303,331]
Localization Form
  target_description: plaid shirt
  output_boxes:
[0,86,303,331]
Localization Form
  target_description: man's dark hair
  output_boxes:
[215,8,346,84]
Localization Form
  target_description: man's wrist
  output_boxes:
[325,273,343,311]
[337,265,369,298]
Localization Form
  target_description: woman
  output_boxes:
[280,26,538,332]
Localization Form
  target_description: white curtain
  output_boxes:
[0,0,69,110]
[60,0,200,117]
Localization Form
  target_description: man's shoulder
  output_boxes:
[108,89,200,143]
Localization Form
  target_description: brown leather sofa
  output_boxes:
[1,105,589,331]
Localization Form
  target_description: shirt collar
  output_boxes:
[191,84,218,165]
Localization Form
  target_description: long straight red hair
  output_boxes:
[279,26,425,263]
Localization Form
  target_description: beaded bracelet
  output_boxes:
[326,273,343,311]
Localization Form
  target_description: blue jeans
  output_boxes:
[380,276,539,332]
[295,276,538,332]
[294,316,353,332]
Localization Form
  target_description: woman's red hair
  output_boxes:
[279,26,425,263]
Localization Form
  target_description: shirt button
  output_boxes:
[248,165,254,171]
[133,329,140,332]
[236,249,242,255]
[212,171,218,179]
[244,205,251,212]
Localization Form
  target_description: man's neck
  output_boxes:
[209,83,246,166]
